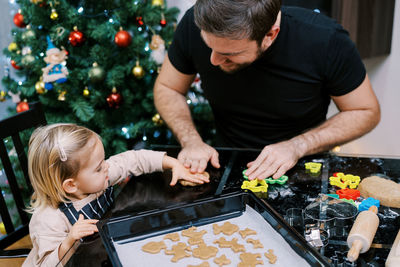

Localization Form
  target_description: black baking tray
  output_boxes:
[97,191,330,266]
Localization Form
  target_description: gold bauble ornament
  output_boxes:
[132,61,145,79]
[152,0,164,6]
[152,113,163,126]
[35,80,46,94]
[83,87,90,97]
[0,91,6,102]
[8,42,18,52]
[58,90,67,101]
[50,9,59,20]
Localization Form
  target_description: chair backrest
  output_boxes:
[0,102,47,249]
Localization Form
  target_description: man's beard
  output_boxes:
[219,46,265,74]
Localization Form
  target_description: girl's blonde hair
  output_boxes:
[27,123,97,211]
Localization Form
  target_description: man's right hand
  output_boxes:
[178,141,220,173]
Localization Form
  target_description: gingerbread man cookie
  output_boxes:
[187,262,210,267]
[192,243,219,260]
[239,228,257,239]
[247,238,264,249]
[182,226,207,245]
[214,237,245,252]
[213,222,239,235]
[165,242,192,262]
[164,232,180,242]
[265,249,277,264]
[214,254,231,266]
[238,252,263,267]
[141,241,166,254]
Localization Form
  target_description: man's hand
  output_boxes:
[245,140,301,180]
[178,141,220,173]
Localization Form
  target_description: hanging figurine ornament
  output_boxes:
[0,91,6,102]
[21,25,36,41]
[13,10,26,28]
[106,87,123,108]
[132,60,145,79]
[83,86,90,97]
[114,28,132,47]
[35,78,46,94]
[88,62,105,83]
[50,9,59,20]
[69,26,85,46]
[58,90,67,101]
[8,91,21,104]
[16,100,29,113]
[151,0,164,6]
[160,13,167,27]
[10,59,22,70]
[150,34,166,65]
[135,16,144,26]
[42,36,69,90]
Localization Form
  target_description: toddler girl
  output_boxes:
[23,123,209,266]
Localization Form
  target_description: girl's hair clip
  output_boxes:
[57,141,67,162]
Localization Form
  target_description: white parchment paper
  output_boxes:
[114,205,311,266]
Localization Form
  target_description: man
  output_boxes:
[154,0,380,180]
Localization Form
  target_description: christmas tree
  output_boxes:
[2,0,215,158]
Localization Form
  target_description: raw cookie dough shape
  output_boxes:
[165,242,192,262]
[141,241,166,254]
[214,254,231,266]
[180,171,210,187]
[247,238,264,249]
[192,243,219,260]
[214,237,245,252]
[239,228,257,239]
[238,252,263,267]
[265,249,277,264]
[187,262,210,267]
[213,222,239,235]
[164,232,180,242]
[181,226,207,245]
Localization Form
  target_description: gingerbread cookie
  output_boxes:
[213,222,239,235]
[265,249,277,264]
[141,241,166,254]
[182,226,207,245]
[247,238,264,249]
[180,172,210,187]
[164,232,180,242]
[214,237,245,252]
[165,242,192,262]
[238,252,263,267]
[187,262,210,267]
[239,228,257,239]
[214,254,231,266]
[192,243,219,260]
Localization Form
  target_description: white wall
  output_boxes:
[170,1,400,157]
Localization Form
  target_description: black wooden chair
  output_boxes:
[0,102,47,258]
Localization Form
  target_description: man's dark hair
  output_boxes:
[194,0,282,45]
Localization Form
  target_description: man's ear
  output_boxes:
[62,178,78,194]
[261,25,280,50]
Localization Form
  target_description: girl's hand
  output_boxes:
[68,214,98,241]
[170,160,210,186]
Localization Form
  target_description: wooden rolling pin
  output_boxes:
[347,206,379,262]
[386,229,400,266]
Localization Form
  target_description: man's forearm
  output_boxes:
[289,109,380,157]
[154,84,203,147]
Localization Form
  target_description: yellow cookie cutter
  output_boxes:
[305,162,322,174]
[241,179,268,193]
[329,172,360,189]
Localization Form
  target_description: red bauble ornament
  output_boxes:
[69,26,85,47]
[106,88,123,108]
[13,12,26,28]
[114,28,132,47]
[160,19,167,27]
[16,101,29,113]
[11,60,22,70]
[136,16,144,26]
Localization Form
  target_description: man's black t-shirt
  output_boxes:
[168,6,366,148]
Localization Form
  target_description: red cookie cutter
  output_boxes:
[336,188,360,201]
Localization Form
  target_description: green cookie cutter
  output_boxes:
[242,169,288,185]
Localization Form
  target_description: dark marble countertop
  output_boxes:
[60,147,400,267]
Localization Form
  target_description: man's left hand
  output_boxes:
[245,140,301,180]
